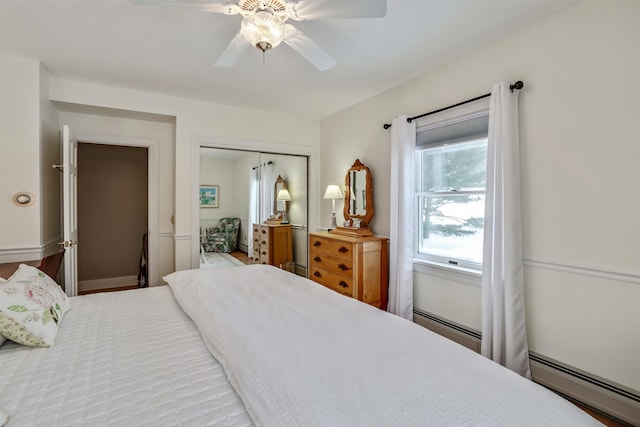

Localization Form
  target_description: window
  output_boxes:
[414,105,489,271]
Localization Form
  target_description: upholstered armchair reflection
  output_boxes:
[202,217,241,253]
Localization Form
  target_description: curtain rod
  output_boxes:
[383,81,524,130]
[252,160,273,170]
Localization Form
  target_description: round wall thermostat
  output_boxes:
[13,192,35,207]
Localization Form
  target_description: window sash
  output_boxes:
[414,137,487,272]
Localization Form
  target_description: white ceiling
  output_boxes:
[0,0,579,119]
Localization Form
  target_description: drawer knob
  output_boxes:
[314,256,321,262]
[261,229,266,234]
[313,241,321,247]
[313,271,322,278]
[261,251,267,255]
[338,246,348,253]
[338,280,348,288]
[338,263,348,271]
[261,240,267,245]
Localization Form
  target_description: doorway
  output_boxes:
[76,143,148,294]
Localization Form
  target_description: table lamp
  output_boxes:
[323,184,343,229]
[277,189,292,224]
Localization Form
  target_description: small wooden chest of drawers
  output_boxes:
[308,231,388,309]
[252,223,293,267]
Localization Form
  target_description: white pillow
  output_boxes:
[0,264,71,347]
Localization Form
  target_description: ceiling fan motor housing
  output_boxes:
[239,0,288,15]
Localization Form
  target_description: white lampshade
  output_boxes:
[277,188,292,201]
[323,185,343,200]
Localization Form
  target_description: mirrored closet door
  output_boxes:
[199,147,308,276]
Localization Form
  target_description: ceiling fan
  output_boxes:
[130,0,387,71]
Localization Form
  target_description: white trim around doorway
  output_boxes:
[75,131,160,287]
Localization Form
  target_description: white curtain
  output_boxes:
[248,162,274,252]
[481,82,531,378]
[248,167,259,253]
[260,162,274,221]
[388,115,416,320]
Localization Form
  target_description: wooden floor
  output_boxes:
[572,401,629,426]
[230,250,251,265]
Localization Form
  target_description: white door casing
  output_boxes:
[62,125,79,296]
[74,131,160,287]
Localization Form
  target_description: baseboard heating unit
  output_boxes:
[413,308,639,425]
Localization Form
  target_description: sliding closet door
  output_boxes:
[199,148,308,274]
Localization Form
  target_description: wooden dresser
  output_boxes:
[252,223,293,267]
[308,231,388,309]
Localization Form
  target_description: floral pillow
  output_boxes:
[0,264,71,347]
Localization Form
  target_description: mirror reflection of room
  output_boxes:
[199,148,308,276]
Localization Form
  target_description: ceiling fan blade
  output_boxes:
[214,30,250,68]
[291,0,386,20]
[283,25,336,71]
[129,0,239,15]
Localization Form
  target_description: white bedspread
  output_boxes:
[0,286,253,427]
[166,265,602,427]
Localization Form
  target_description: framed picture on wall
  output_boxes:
[200,185,219,208]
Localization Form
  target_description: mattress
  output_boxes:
[0,286,254,427]
[166,265,603,427]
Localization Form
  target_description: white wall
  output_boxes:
[2,57,321,274]
[48,77,321,272]
[320,0,640,392]
[199,155,247,231]
[0,56,61,262]
[40,65,62,255]
[58,110,176,283]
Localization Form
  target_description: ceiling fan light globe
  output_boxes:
[241,10,285,52]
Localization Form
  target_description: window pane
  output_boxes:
[417,194,485,265]
[420,139,487,192]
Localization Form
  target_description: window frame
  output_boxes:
[412,98,490,279]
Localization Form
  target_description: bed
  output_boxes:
[1,264,602,426]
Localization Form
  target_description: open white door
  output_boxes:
[61,125,79,297]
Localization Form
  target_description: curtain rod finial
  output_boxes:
[383,123,392,130]
[510,81,524,92]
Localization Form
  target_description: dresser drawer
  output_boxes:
[258,226,270,244]
[310,252,353,277]
[252,223,293,267]
[309,266,353,297]
[309,235,353,259]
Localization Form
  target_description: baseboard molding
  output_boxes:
[238,243,248,253]
[413,309,481,353]
[530,354,639,426]
[0,246,42,263]
[413,309,639,425]
[0,237,64,263]
[79,275,138,292]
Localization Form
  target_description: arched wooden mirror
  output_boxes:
[331,159,374,237]
[273,175,287,218]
